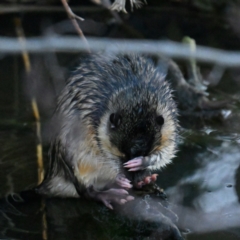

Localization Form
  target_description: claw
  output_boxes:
[120,199,127,204]
[126,196,134,201]
[136,174,159,188]
[136,181,144,188]
[109,189,128,195]
[128,167,143,171]
[124,157,144,171]
[103,200,113,210]
[116,174,132,189]
[151,174,158,182]
[144,176,151,184]
[118,177,131,183]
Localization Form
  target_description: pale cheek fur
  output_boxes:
[148,116,176,170]
[73,124,118,187]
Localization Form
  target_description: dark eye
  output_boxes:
[110,113,122,129]
[156,115,164,125]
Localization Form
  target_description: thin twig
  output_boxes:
[42,207,48,240]
[61,0,84,21]
[61,0,90,52]
[14,18,44,184]
[14,17,48,240]
[1,36,240,68]
[0,5,102,14]
[14,19,31,72]
[183,36,208,92]
[31,100,44,184]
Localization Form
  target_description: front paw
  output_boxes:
[115,174,133,189]
[136,174,158,188]
[123,156,149,171]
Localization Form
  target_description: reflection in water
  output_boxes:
[167,138,240,234]
[2,126,240,239]
[0,130,38,197]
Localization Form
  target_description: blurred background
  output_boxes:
[1,0,240,239]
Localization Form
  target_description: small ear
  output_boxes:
[110,113,122,129]
[156,115,164,125]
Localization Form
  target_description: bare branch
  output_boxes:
[61,0,84,21]
[0,4,101,14]
[61,0,90,52]
[1,36,240,68]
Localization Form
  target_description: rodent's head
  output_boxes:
[108,102,161,160]
[97,79,178,167]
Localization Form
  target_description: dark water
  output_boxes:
[1,1,240,239]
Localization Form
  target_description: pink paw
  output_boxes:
[115,174,132,189]
[136,174,158,188]
[123,157,144,171]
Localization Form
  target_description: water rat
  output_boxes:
[38,54,178,209]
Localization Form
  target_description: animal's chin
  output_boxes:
[129,147,152,160]
[122,151,147,161]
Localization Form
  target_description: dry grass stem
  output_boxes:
[42,207,48,240]
[14,18,31,72]
[14,17,47,239]
[14,18,44,184]
[31,99,44,184]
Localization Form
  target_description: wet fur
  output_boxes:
[38,54,178,197]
